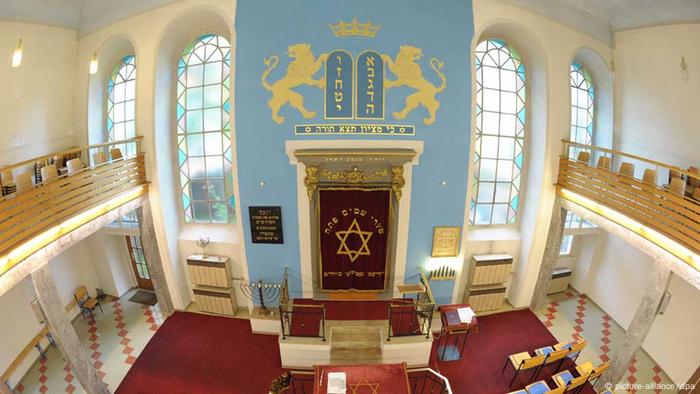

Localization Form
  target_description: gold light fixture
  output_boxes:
[89,52,99,74]
[11,39,23,68]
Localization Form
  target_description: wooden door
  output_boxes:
[126,235,153,290]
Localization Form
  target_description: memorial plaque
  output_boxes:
[249,206,283,244]
[431,226,461,257]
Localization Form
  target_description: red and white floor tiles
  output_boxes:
[536,290,676,393]
[15,289,164,393]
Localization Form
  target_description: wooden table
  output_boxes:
[397,283,425,302]
[437,303,478,361]
[313,363,410,394]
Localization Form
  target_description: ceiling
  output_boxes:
[0,0,699,43]
[495,0,700,44]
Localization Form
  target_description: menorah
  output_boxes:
[239,280,281,315]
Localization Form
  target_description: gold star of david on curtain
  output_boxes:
[335,218,373,262]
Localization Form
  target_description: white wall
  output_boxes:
[87,231,137,298]
[0,22,78,167]
[614,24,700,168]
[49,241,101,317]
[644,274,700,386]
[0,277,43,387]
[584,233,653,329]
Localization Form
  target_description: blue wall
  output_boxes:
[235,0,474,304]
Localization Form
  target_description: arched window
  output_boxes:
[107,55,136,155]
[569,63,594,157]
[471,39,526,225]
[176,34,234,224]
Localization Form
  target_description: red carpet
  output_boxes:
[431,309,596,394]
[294,298,413,320]
[118,309,597,394]
[116,312,284,394]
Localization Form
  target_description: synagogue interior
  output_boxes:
[0,0,699,393]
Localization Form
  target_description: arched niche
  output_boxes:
[153,5,234,229]
[87,34,137,145]
[570,47,614,150]
[458,20,550,306]
[470,19,549,229]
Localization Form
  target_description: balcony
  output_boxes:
[557,140,700,270]
[0,137,147,279]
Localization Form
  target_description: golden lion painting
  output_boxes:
[262,43,328,124]
[382,45,446,125]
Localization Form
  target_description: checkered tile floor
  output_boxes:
[15,289,165,393]
[535,290,676,393]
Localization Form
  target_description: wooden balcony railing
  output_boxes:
[0,137,147,275]
[557,140,700,266]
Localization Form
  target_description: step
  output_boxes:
[331,327,382,348]
[330,348,382,365]
[330,326,383,365]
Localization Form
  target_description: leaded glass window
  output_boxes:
[470,39,526,225]
[107,55,136,156]
[176,34,234,224]
[569,63,594,158]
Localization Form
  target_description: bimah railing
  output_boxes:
[387,269,435,341]
[278,269,327,341]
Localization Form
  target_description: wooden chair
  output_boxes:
[552,370,591,393]
[503,351,548,387]
[93,151,108,165]
[66,158,84,175]
[525,380,566,394]
[554,339,587,366]
[40,164,58,183]
[669,169,683,182]
[15,172,33,193]
[269,372,292,393]
[596,156,611,170]
[0,170,12,184]
[533,346,570,374]
[73,286,103,320]
[669,177,686,196]
[110,148,123,161]
[642,169,657,185]
[576,151,590,164]
[618,162,635,185]
[693,187,700,202]
[575,361,610,387]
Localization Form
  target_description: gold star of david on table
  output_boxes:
[335,218,373,262]
[349,378,380,394]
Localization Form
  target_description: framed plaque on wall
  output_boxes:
[431,226,461,257]
[249,206,284,244]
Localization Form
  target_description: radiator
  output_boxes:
[547,268,572,294]
[193,288,236,316]
[187,255,230,288]
[471,260,511,286]
[187,255,238,316]
[464,254,513,312]
[469,287,507,312]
